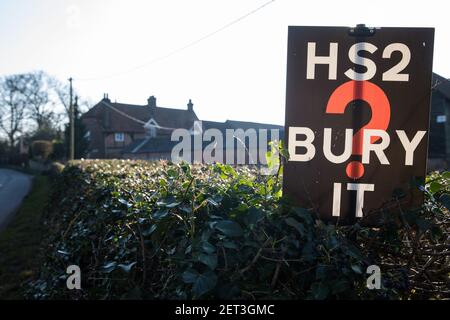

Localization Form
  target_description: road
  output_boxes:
[0,169,32,231]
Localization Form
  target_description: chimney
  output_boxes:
[103,93,110,102]
[187,99,193,111]
[148,96,157,108]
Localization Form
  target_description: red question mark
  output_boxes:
[326,80,391,179]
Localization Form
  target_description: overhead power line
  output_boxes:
[101,100,184,131]
[77,0,275,82]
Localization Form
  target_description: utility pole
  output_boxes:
[69,77,75,160]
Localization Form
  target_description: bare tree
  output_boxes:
[25,71,56,131]
[0,71,91,147]
[0,74,29,147]
[51,77,90,119]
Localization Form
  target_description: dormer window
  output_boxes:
[144,118,159,138]
[149,126,156,137]
[189,121,203,135]
[115,133,125,142]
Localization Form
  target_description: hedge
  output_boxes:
[28,160,449,299]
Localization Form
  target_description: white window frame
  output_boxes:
[189,121,203,135]
[144,118,159,138]
[115,132,125,142]
[436,115,447,123]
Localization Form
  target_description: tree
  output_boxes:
[51,77,90,120]
[24,71,56,131]
[0,74,29,147]
[0,71,91,154]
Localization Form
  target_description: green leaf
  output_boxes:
[310,282,329,300]
[331,279,349,294]
[215,220,243,237]
[200,241,216,254]
[345,244,364,260]
[192,271,217,297]
[442,171,450,180]
[439,193,450,210]
[118,198,131,208]
[142,224,157,236]
[351,264,363,274]
[198,253,218,270]
[206,198,219,207]
[166,201,181,208]
[285,217,305,236]
[182,269,217,297]
[301,242,316,261]
[222,241,238,249]
[315,265,329,280]
[244,207,264,226]
[182,269,198,283]
[293,207,313,225]
[102,261,117,273]
[153,209,169,220]
[118,262,137,273]
[429,181,444,194]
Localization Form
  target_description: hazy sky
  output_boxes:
[0,0,448,125]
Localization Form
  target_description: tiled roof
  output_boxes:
[432,73,450,100]
[82,99,199,133]
[129,120,285,154]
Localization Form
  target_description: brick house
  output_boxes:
[428,73,450,170]
[82,95,283,162]
[81,95,198,159]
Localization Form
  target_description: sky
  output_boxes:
[0,0,449,125]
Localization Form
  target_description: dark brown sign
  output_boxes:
[283,26,435,224]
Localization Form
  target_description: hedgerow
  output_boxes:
[28,160,449,299]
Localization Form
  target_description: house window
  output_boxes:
[149,126,156,137]
[115,133,125,142]
[144,118,159,138]
[436,115,447,123]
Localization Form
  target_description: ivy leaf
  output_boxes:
[439,193,450,210]
[198,253,218,270]
[331,279,349,294]
[102,261,117,273]
[118,198,131,208]
[166,201,181,208]
[142,224,157,236]
[206,198,219,207]
[293,207,313,225]
[310,282,329,300]
[429,182,444,194]
[182,269,198,284]
[442,171,450,181]
[222,241,238,250]
[244,207,264,226]
[215,220,243,237]
[345,244,364,261]
[285,217,305,236]
[200,241,216,254]
[118,262,137,273]
[192,271,217,297]
[182,269,217,297]
[351,264,363,274]
[153,210,169,220]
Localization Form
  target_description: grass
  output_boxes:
[0,175,50,299]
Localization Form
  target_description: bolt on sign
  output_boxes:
[283,26,434,224]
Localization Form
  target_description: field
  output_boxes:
[25,160,449,299]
